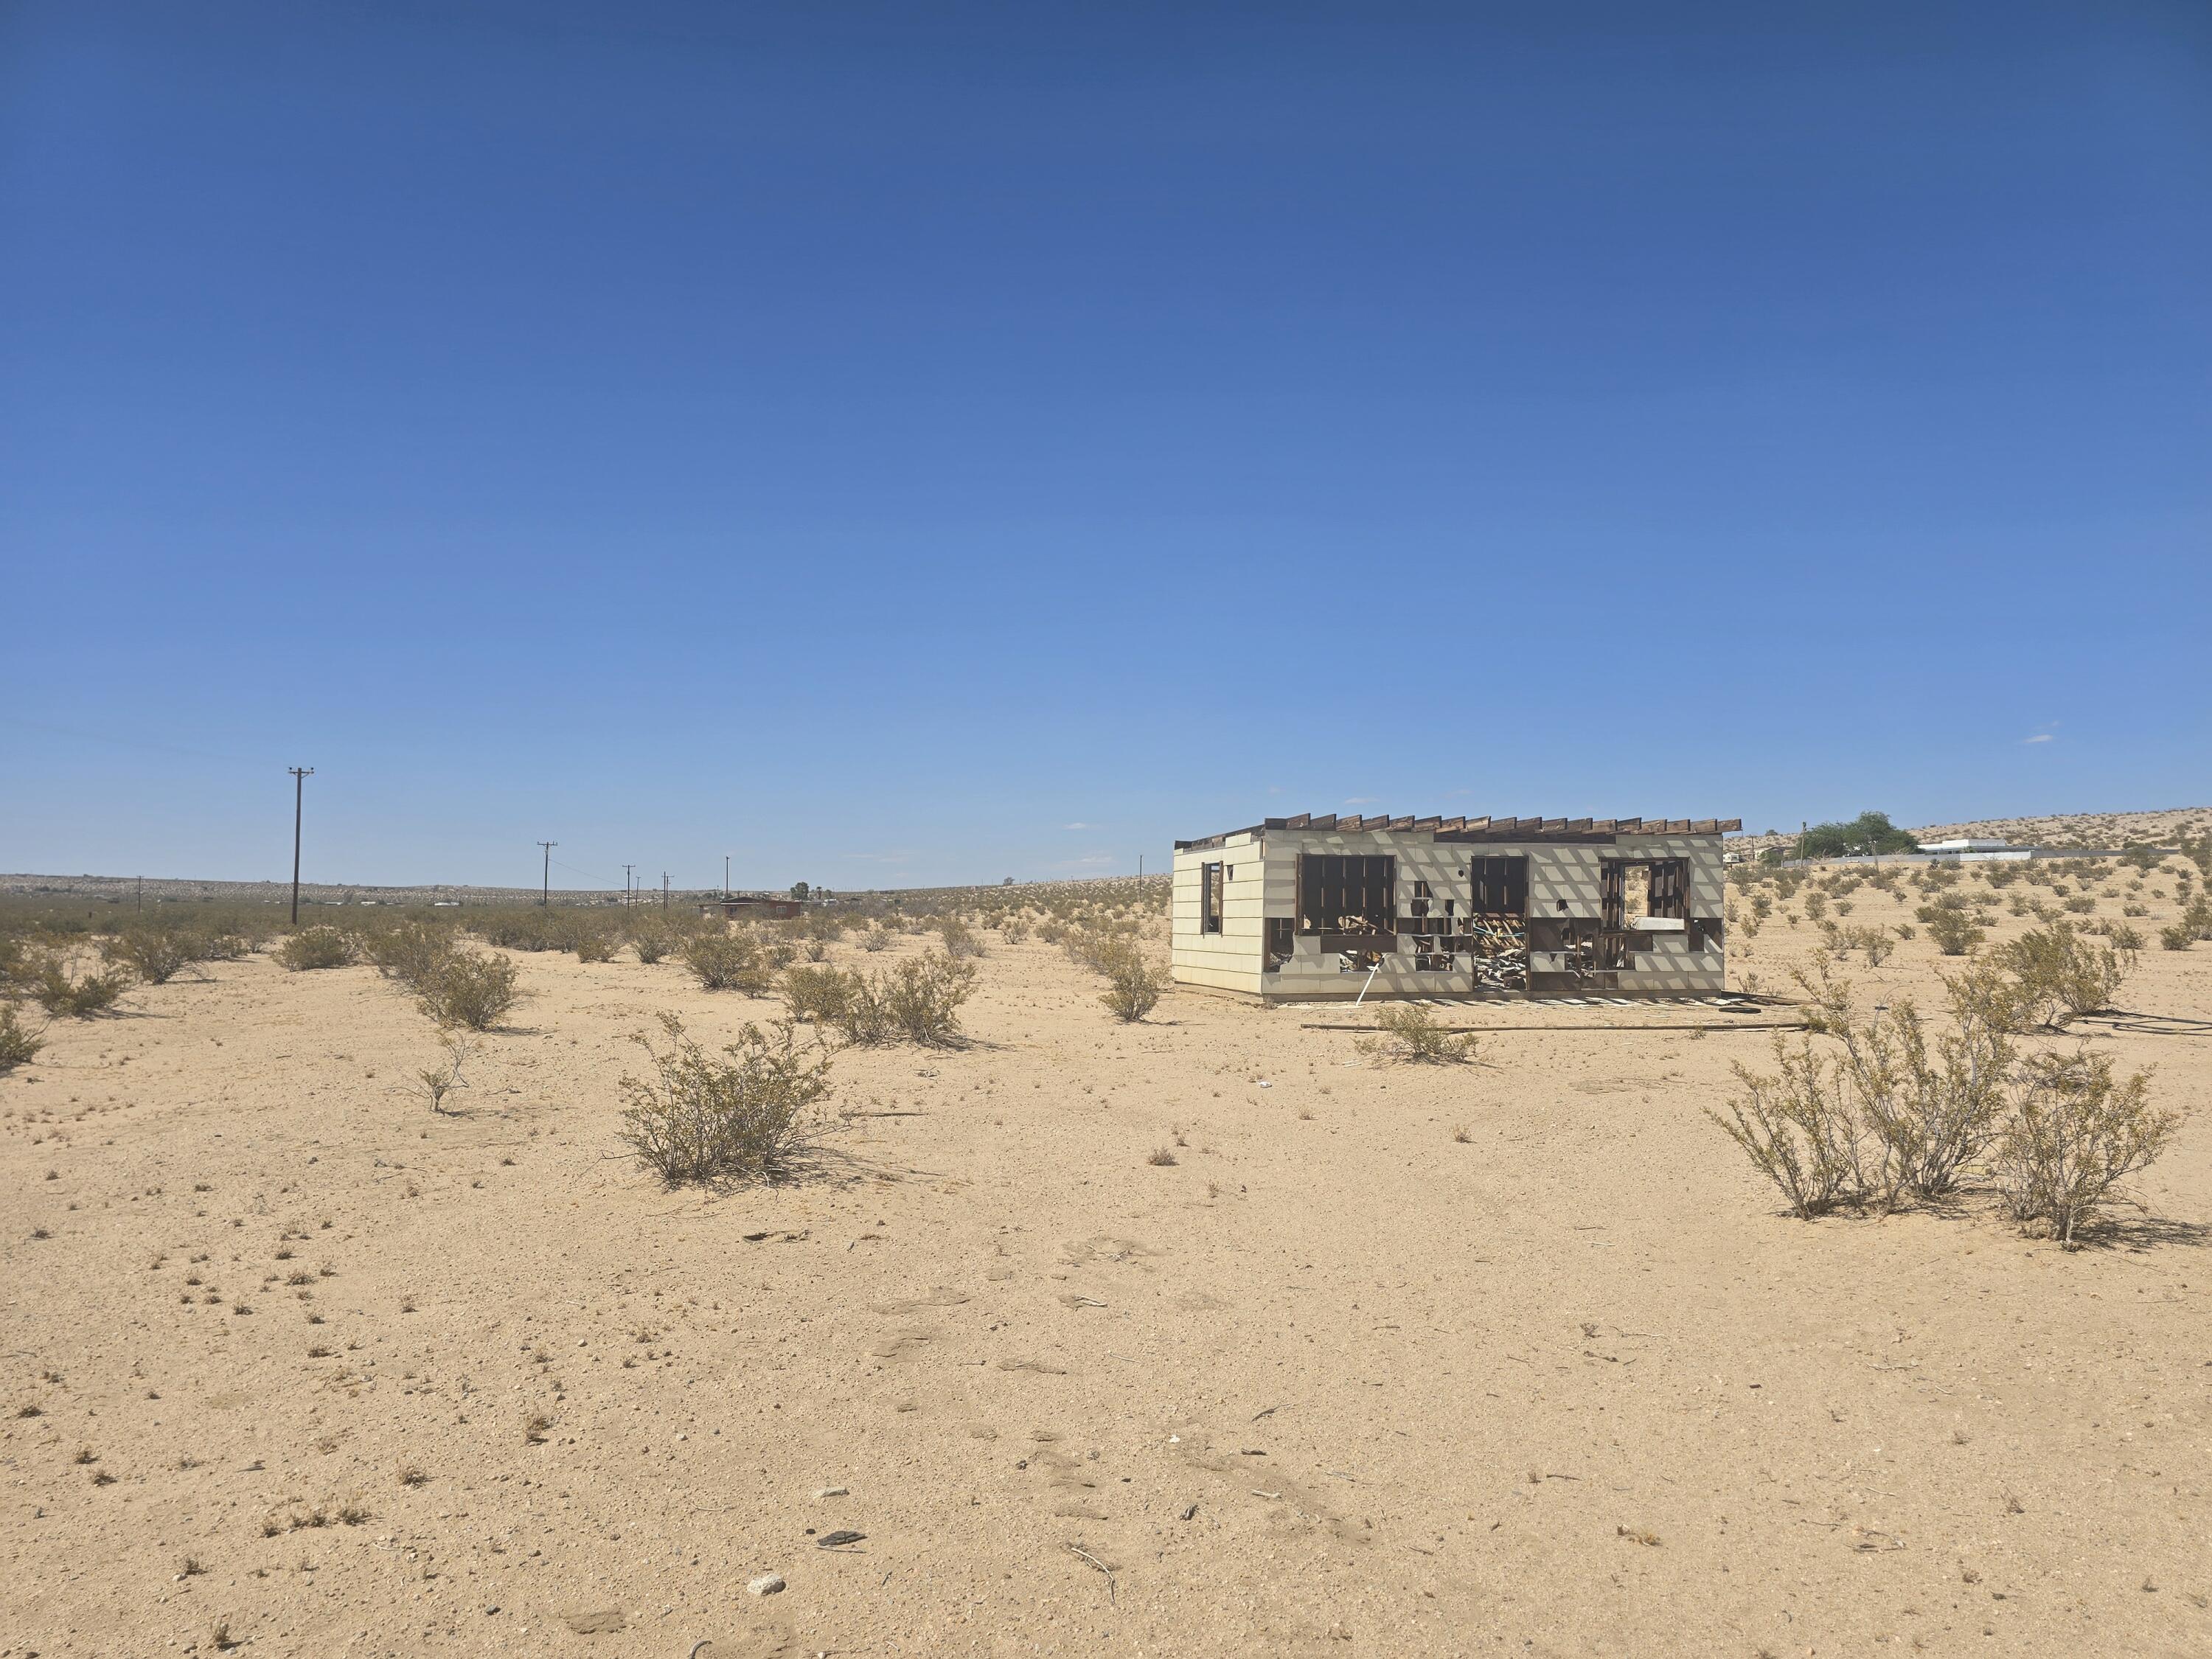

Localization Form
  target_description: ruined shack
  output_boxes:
[1170,813,1740,1002]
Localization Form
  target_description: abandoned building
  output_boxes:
[1171,813,1741,1002]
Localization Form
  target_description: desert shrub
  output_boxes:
[1098,944,1164,1023]
[828,973,897,1046]
[361,920,456,988]
[417,952,521,1030]
[568,923,621,963]
[1710,1034,1868,1218]
[2101,922,2144,953]
[1001,917,1031,945]
[2158,925,2193,951]
[1921,905,1983,956]
[858,925,893,953]
[1994,922,2129,1029]
[1830,924,1893,964]
[1717,961,2014,1215]
[0,1004,45,1071]
[626,914,681,964]
[1358,1003,1478,1065]
[100,923,199,986]
[409,1032,474,1115]
[764,940,798,970]
[1994,1051,2179,1247]
[880,951,976,1046]
[936,918,984,959]
[30,953,131,1016]
[474,909,563,953]
[278,926,355,972]
[618,1014,831,1186]
[800,937,830,963]
[781,964,856,1026]
[683,930,771,994]
[2181,895,2212,940]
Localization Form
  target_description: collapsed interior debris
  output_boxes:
[1171,813,1739,1003]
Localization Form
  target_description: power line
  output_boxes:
[288,767,314,926]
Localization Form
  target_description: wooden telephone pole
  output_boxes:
[538,841,557,906]
[288,767,314,926]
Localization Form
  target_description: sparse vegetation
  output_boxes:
[682,929,771,993]
[1994,1051,2180,1248]
[1357,1003,1477,1065]
[619,1013,832,1185]
[277,925,356,972]
[0,1003,44,1071]
[417,951,521,1030]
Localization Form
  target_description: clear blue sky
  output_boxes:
[3,1,2206,891]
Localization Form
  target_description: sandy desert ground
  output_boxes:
[4,852,2209,1657]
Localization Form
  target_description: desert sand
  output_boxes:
[4,850,2209,1657]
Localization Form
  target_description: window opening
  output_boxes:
[1200,862,1224,934]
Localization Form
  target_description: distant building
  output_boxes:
[1172,810,1739,1003]
[702,895,804,922]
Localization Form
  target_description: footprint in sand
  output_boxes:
[869,1330,936,1360]
[869,1289,970,1315]
[995,1357,1068,1375]
[1061,1235,1158,1269]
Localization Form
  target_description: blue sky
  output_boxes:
[3,1,2206,891]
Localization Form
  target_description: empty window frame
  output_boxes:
[1600,859,1688,928]
[1264,917,1295,971]
[1296,854,1397,934]
[1466,856,1528,917]
[1200,862,1225,933]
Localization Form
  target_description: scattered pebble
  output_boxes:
[748,1573,786,1596]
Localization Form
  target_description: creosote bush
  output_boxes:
[277,926,356,973]
[1711,955,2177,1244]
[417,952,521,1031]
[359,919,457,989]
[1357,1002,1478,1065]
[781,964,855,1026]
[1099,943,1164,1023]
[882,951,976,1044]
[0,1004,45,1072]
[32,955,131,1016]
[1992,922,2130,1029]
[625,914,682,964]
[683,929,770,993]
[1995,1051,2180,1247]
[618,1013,831,1186]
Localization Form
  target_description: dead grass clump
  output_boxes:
[277,926,355,972]
[1147,1147,1178,1166]
[618,1013,832,1186]
[683,929,771,993]
[1994,1051,2180,1248]
[1357,1004,1477,1065]
[417,952,521,1030]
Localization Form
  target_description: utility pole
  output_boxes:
[136,874,143,915]
[622,864,634,910]
[538,841,557,907]
[724,855,730,899]
[661,872,669,910]
[288,767,314,926]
